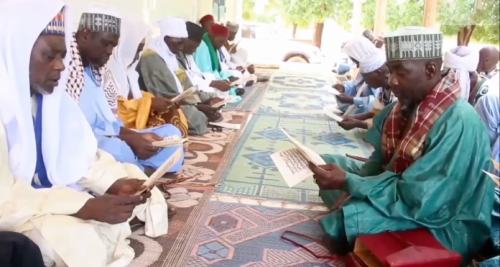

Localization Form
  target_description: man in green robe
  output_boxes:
[194,23,234,81]
[309,27,494,263]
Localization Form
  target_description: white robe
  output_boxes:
[0,121,168,267]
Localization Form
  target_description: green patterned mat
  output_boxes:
[217,71,372,203]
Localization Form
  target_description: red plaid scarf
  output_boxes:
[381,70,461,174]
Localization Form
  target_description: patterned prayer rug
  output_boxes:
[216,72,371,203]
[130,111,252,266]
[225,81,269,112]
[157,195,344,267]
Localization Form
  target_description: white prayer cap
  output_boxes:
[444,46,480,100]
[444,46,479,72]
[359,50,386,74]
[342,36,385,73]
[158,17,188,38]
[384,26,442,61]
[342,36,379,62]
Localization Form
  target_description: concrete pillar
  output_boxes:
[373,0,387,36]
[423,0,439,28]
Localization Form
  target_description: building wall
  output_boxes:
[64,0,241,25]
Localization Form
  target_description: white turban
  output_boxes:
[343,36,385,74]
[444,46,479,100]
[158,17,188,38]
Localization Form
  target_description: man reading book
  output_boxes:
[309,27,493,263]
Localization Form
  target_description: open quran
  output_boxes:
[270,128,325,187]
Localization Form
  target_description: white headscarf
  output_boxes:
[107,18,149,99]
[0,0,97,187]
[145,17,188,92]
[158,17,188,39]
[342,36,385,74]
[444,46,479,100]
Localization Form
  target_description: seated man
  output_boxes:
[178,22,230,102]
[104,18,189,136]
[475,75,500,163]
[0,1,168,266]
[137,17,221,135]
[67,9,184,171]
[220,21,256,79]
[478,46,499,79]
[194,24,238,86]
[334,36,382,114]
[337,39,393,131]
[199,14,214,33]
[443,45,487,104]
[310,27,493,263]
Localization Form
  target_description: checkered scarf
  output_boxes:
[382,70,461,173]
[66,35,118,111]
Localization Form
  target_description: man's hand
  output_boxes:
[338,116,368,130]
[107,178,152,198]
[204,97,225,107]
[247,64,255,74]
[336,94,354,104]
[74,194,146,224]
[210,80,232,92]
[122,132,161,160]
[236,66,245,73]
[308,163,347,190]
[333,83,345,93]
[196,104,222,122]
[151,97,175,113]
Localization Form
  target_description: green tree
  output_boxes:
[439,0,499,44]
[362,0,424,31]
[243,0,255,21]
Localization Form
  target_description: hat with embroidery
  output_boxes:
[41,7,65,36]
[78,6,121,35]
[384,26,442,61]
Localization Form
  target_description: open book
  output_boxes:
[209,121,241,130]
[323,107,344,122]
[171,86,199,104]
[270,128,325,187]
[151,136,188,148]
[137,147,184,195]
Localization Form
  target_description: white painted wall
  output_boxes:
[63,0,242,28]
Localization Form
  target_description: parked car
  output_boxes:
[238,23,322,65]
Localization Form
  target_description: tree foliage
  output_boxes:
[361,0,498,43]
[242,0,256,21]
[439,0,499,43]
[243,0,498,44]
[281,0,336,27]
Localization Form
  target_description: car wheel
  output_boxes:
[283,53,310,63]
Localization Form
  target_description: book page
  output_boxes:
[209,122,241,130]
[280,128,325,166]
[137,147,184,194]
[323,108,344,122]
[271,148,314,187]
[171,86,197,103]
[152,136,188,148]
